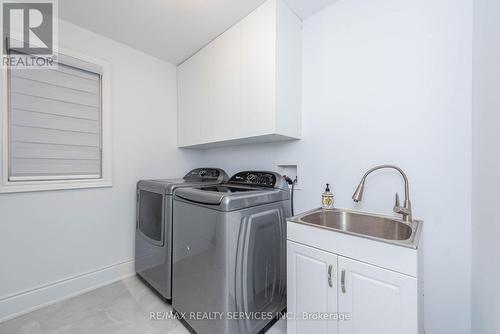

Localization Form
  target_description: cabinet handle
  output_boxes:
[328,265,333,287]
[341,269,346,293]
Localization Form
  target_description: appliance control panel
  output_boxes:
[229,171,277,188]
[184,168,225,181]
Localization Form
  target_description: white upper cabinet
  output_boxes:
[177,0,302,148]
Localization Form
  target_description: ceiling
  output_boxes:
[285,0,338,20]
[59,0,337,65]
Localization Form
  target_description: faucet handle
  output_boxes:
[394,192,412,221]
[394,192,400,208]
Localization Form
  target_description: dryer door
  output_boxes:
[137,189,165,246]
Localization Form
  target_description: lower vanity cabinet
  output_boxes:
[337,256,418,334]
[287,241,419,334]
[287,241,339,334]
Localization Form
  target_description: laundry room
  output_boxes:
[0,0,497,333]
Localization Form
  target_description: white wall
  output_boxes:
[200,0,473,333]
[472,0,500,332]
[0,21,202,320]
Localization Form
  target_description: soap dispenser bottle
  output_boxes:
[322,183,334,209]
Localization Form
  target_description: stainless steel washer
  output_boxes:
[135,168,228,301]
[172,171,290,334]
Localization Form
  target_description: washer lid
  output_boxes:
[174,185,290,211]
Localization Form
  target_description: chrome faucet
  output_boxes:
[352,165,412,222]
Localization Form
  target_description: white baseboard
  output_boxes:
[0,259,135,323]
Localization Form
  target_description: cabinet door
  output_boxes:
[338,257,418,334]
[177,47,211,146]
[240,0,276,137]
[209,23,242,142]
[287,241,338,334]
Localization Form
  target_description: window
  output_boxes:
[1,49,111,193]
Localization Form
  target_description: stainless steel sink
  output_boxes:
[289,208,422,248]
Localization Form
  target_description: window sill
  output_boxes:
[0,178,112,193]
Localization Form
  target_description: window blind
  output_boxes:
[8,53,103,181]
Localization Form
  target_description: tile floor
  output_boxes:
[0,276,286,334]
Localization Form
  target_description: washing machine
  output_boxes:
[172,171,290,334]
[135,168,228,301]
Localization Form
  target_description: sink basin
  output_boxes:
[290,208,422,248]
